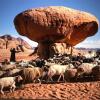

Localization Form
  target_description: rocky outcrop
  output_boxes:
[49,43,71,57]
[37,43,69,58]
[0,35,32,50]
[14,6,99,59]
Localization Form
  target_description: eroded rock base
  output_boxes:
[37,43,72,59]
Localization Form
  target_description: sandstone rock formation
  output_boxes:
[37,43,69,58]
[0,35,32,51]
[14,6,99,59]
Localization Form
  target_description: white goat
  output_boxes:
[47,64,74,82]
[0,75,23,94]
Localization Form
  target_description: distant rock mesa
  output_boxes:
[0,35,32,51]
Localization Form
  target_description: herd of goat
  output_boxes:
[0,50,100,94]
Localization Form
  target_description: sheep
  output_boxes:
[20,68,34,83]
[18,59,45,68]
[45,61,56,67]
[18,64,35,69]
[76,62,97,78]
[46,53,70,65]
[47,64,74,82]
[0,75,23,94]
[84,51,96,58]
[71,61,82,68]
[29,58,46,68]
[94,58,100,65]
[3,68,22,77]
[1,64,16,71]
[63,56,70,61]
[33,67,48,83]
[1,59,10,65]
[64,68,77,82]
[17,60,29,67]
[92,65,100,80]
[21,67,47,84]
[29,60,37,66]
[71,55,79,61]
[16,60,35,68]
[83,57,94,63]
[47,58,55,63]
[35,58,46,68]
[96,50,100,57]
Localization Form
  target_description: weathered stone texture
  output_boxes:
[14,6,99,59]
[14,6,98,45]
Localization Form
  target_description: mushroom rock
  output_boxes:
[14,6,99,59]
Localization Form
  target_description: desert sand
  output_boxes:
[0,81,100,100]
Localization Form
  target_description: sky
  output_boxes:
[0,0,100,48]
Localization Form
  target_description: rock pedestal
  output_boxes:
[37,42,50,59]
[37,43,71,59]
[14,6,99,59]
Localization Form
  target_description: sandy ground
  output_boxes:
[0,81,100,100]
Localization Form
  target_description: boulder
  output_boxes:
[49,43,70,57]
[14,6,99,59]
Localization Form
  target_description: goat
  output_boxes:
[0,75,23,94]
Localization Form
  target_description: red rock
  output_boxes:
[14,6,99,58]
[0,35,32,50]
